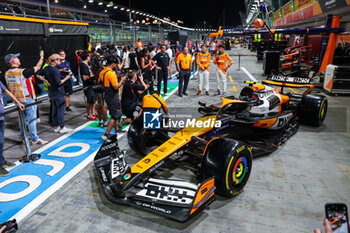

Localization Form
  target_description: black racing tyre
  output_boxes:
[299,95,328,127]
[201,138,253,197]
[127,117,169,156]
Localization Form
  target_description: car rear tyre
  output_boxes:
[299,95,328,127]
[201,138,253,197]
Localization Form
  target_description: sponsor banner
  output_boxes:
[273,4,314,27]
[294,0,314,11]
[0,19,43,35]
[318,0,347,12]
[274,11,281,21]
[282,2,293,17]
[273,0,349,27]
[48,24,88,35]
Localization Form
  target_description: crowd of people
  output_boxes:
[0,38,234,176]
[0,36,345,233]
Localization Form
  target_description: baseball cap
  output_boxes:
[4,53,20,65]
[49,54,61,62]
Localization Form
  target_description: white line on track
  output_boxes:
[10,71,197,223]
[241,67,258,81]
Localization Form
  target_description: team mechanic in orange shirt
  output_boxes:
[176,47,193,97]
[99,55,126,140]
[214,44,233,97]
[196,45,211,95]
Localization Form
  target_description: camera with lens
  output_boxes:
[136,70,146,79]
[66,68,77,83]
[0,219,18,233]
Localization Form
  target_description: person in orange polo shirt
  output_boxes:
[196,45,211,95]
[214,44,232,97]
[176,47,193,97]
[135,39,144,49]
[99,55,126,140]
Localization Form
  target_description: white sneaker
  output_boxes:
[59,127,73,134]
[54,127,61,133]
[32,138,48,145]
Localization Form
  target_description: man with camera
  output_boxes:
[121,71,149,124]
[99,55,126,140]
[80,51,97,120]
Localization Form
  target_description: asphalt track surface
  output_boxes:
[8,47,350,233]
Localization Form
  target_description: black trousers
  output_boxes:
[178,70,191,95]
[157,69,168,94]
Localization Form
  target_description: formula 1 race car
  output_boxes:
[94,75,327,222]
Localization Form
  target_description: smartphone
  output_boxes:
[325,203,350,233]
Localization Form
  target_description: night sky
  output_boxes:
[40,0,246,28]
[111,0,246,28]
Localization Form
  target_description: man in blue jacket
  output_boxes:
[37,54,72,134]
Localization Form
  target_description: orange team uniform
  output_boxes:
[196,52,211,92]
[197,52,211,72]
[176,53,193,70]
[176,53,193,95]
[214,52,233,94]
[135,41,144,48]
[214,52,232,74]
[99,67,120,95]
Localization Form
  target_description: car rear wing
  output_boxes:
[263,75,315,94]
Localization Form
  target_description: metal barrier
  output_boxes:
[1,85,83,162]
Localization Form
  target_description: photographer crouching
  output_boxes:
[121,70,149,124]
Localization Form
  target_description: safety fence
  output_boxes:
[88,21,206,46]
[1,84,84,162]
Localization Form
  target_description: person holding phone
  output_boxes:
[58,49,73,112]
[4,51,48,145]
[314,203,350,233]
[314,219,350,233]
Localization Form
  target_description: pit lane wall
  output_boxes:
[272,0,350,28]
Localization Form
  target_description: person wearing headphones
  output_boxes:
[214,44,232,97]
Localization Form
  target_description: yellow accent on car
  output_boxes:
[253,118,278,128]
[251,84,265,92]
[131,115,217,174]
[236,145,245,153]
[226,156,235,190]
[220,97,243,107]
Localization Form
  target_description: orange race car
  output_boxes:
[94,75,327,222]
